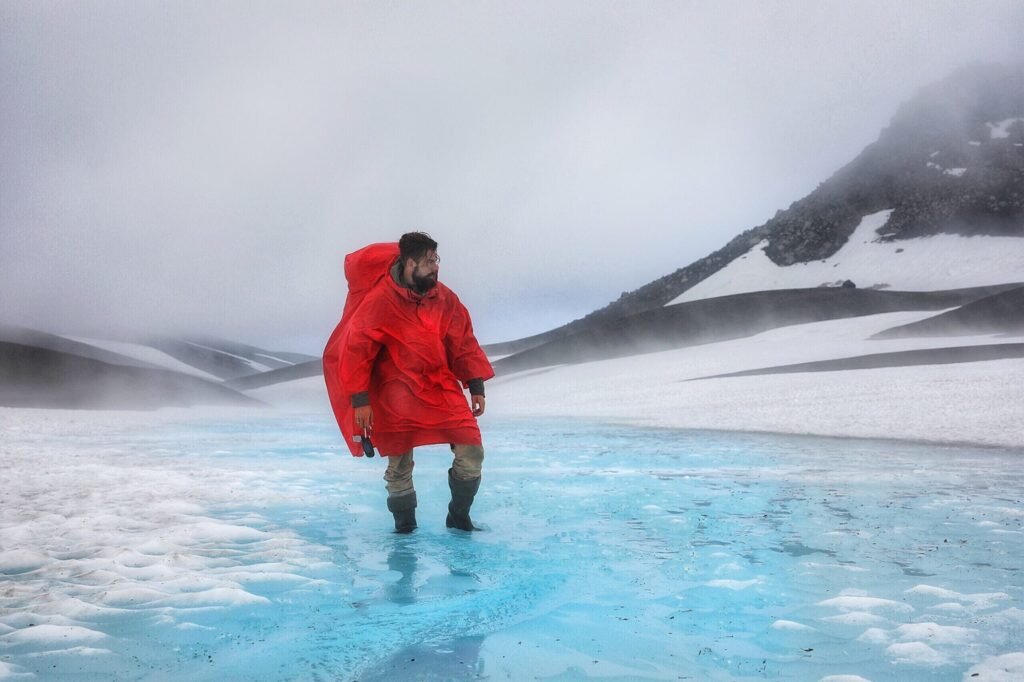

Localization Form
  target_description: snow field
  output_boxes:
[669,209,1024,303]
[254,308,1024,448]
[490,308,1024,448]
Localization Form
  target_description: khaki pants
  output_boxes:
[384,444,484,498]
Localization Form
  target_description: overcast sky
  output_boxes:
[2,1,1022,352]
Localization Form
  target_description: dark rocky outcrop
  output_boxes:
[759,63,1024,264]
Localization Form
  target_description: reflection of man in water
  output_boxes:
[323,232,494,533]
[386,543,417,605]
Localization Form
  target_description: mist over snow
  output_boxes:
[253,308,1024,448]
[2,2,1023,350]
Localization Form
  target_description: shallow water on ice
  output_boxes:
[1,414,1022,681]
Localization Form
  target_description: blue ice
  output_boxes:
[1,415,1021,681]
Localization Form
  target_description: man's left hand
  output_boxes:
[471,395,486,417]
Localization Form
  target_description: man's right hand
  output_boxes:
[354,405,374,430]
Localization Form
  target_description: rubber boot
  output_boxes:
[387,492,417,534]
[446,469,481,531]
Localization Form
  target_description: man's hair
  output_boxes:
[399,232,438,265]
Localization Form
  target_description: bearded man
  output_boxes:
[323,232,494,533]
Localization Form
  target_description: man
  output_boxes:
[323,232,494,533]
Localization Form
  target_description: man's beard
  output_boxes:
[411,271,437,294]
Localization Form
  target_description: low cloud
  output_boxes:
[2,1,1022,350]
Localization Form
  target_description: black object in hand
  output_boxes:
[361,433,376,458]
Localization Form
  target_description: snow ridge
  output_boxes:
[670,209,1023,304]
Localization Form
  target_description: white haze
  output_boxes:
[2,1,1023,351]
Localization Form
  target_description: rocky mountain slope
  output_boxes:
[486,62,1024,356]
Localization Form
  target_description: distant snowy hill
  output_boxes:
[64,336,224,381]
[0,327,314,410]
[486,62,1024,357]
[146,337,316,381]
[0,341,260,410]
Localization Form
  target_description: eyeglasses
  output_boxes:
[419,254,440,266]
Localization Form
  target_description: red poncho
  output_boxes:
[323,242,494,456]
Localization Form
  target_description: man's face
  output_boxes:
[408,250,439,293]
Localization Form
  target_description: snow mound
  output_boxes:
[905,584,1010,609]
[0,624,107,647]
[817,595,914,613]
[987,118,1024,139]
[895,622,977,645]
[886,641,948,666]
[706,578,761,590]
[0,549,50,575]
[0,661,33,680]
[966,652,1024,681]
[772,620,814,631]
[824,612,891,626]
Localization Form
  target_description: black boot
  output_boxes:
[446,469,481,531]
[387,492,417,534]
